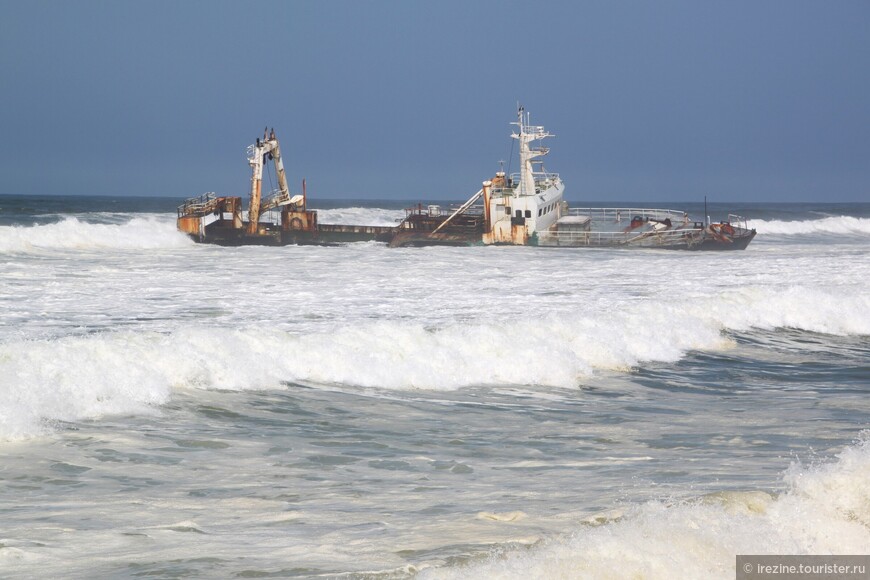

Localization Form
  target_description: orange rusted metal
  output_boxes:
[177,216,202,236]
[247,179,262,234]
[482,180,492,233]
[280,208,317,232]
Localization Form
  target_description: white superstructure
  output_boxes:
[483,107,565,244]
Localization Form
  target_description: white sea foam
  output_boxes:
[1,203,866,578]
[316,206,406,226]
[1,285,866,440]
[420,433,870,579]
[0,316,716,439]
[0,216,191,253]
[747,216,870,236]
[696,286,870,336]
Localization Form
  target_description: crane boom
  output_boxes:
[247,130,292,233]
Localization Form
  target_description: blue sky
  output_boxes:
[1,1,868,202]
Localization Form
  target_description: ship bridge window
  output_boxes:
[538,208,542,217]
[515,210,522,219]
[505,206,511,215]
[525,210,531,218]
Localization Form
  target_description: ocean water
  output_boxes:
[0,194,868,578]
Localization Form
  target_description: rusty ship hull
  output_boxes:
[177,122,755,251]
[176,130,398,247]
[185,212,396,247]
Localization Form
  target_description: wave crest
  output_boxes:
[420,433,870,579]
[0,216,192,253]
[1,285,867,440]
[747,216,870,236]
[316,207,406,226]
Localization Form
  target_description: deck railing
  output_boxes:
[537,226,705,248]
[727,214,752,230]
[508,171,560,182]
[567,207,692,223]
[178,193,219,218]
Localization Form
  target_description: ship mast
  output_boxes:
[511,106,552,198]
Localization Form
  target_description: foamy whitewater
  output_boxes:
[0,196,868,578]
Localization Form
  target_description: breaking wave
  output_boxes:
[747,216,870,236]
[316,207,406,226]
[419,433,870,579]
[1,286,867,440]
[0,216,191,253]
